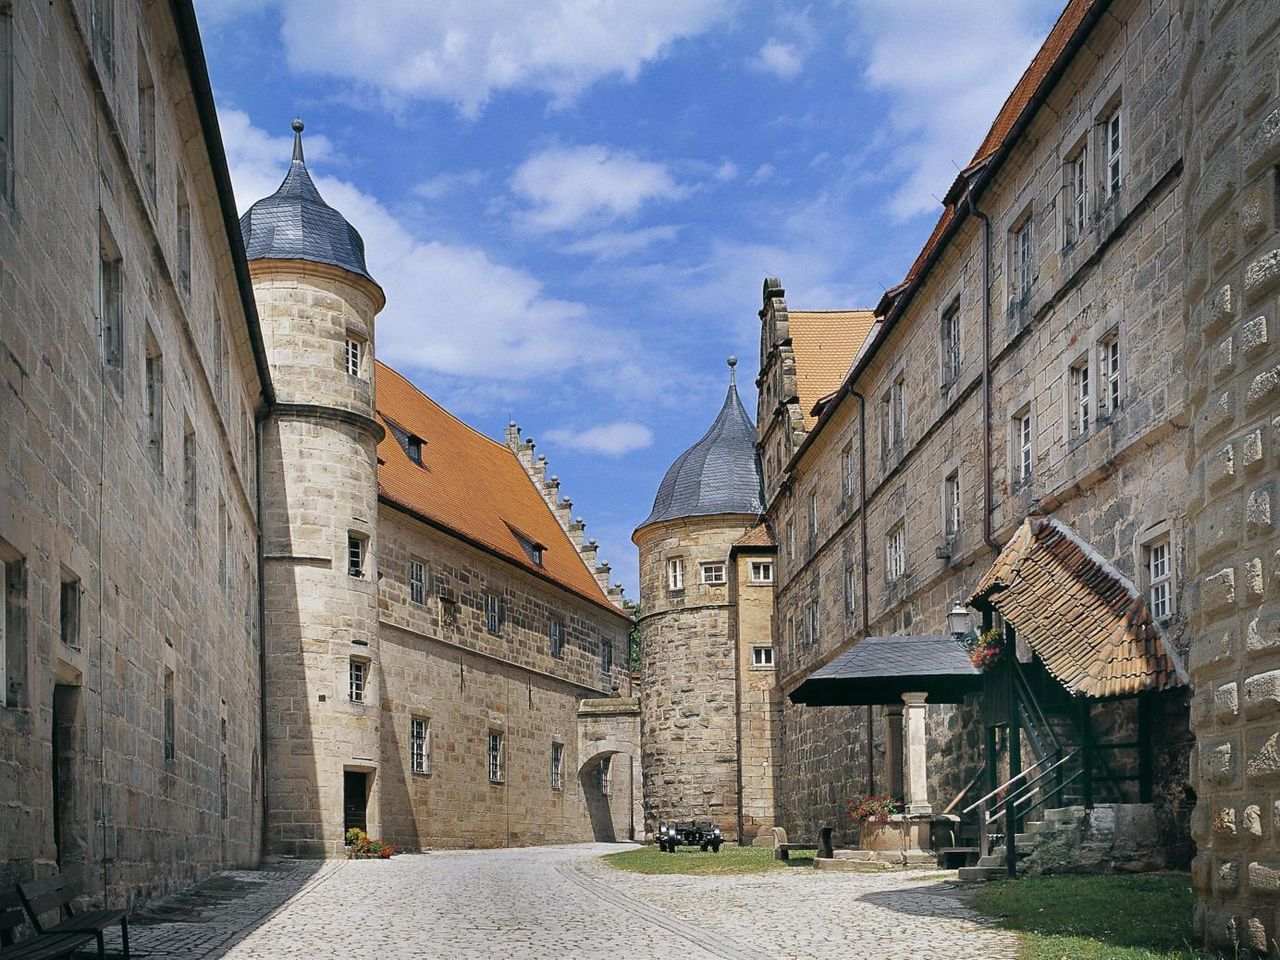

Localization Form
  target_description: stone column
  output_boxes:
[902,693,931,816]
[882,704,904,799]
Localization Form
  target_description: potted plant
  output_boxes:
[344,827,397,859]
[968,627,1004,669]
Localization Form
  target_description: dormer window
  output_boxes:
[510,526,546,567]
[406,435,422,465]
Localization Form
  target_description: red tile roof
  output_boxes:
[374,361,624,618]
[788,311,876,428]
[733,523,776,548]
[968,517,1188,698]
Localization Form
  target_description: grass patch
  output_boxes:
[602,844,814,876]
[971,873,1215,959]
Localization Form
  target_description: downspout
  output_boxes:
[732,551,745,844]
[255,408,269,858]
[849,389,873,792]
[966,190,999,550]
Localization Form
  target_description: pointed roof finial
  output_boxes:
[727,355,738,386]
[291,118,305,163]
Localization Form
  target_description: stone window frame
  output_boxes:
[99,215,125,372]
[175,171,191,293]
[942,469,961,541]
[0,1,12,207]
[1137,520,1176,624]
[751,646,775,669]
[347,656,370,704]
[665,557,685,593]
[749,560,773,585]
[162,662,176,762]
[135,34,156,204]
[550,739,564,791]
[410,716,431,776]
[487,730,504,784]
[144,323,164,474]
[1062,132,1090,249]
[1009,205,1036,317]
[840,442,856,501]
[347,531,368,579]
[844,564,857,618]
[182,418,197,527]
[548,616,564,658]
[598,754,611,797]
[344,334,365,379]
[59,568,81,651]
[1098,328,1122,419]
[600,636,614,675]
[1,540,25,708]
[1101,96,1124,203]
[807,598,821,646]
[1066,350,1091,444]
[885,520,906,584]
[939,296,962,386]
[1009,402,1034,489]
[807,489,819,543]
[483,590,503,635]
[700,562,726,586]
[408,557,426,605]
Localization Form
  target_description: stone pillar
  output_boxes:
[902,693,931,816]
[1182,1,1280,953]
[883,704,904,799]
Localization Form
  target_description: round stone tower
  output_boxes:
[633,359,765,840]
[1181,5,1280,952]
[245,121,387,857]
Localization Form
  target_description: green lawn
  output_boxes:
[601,844,814,876]
[971,873,1215,959]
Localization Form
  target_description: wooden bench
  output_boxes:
[771,826,820,861]
[0,890,95,960]
[18,876,129,960]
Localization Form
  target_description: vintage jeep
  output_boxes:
[656,819,723,853]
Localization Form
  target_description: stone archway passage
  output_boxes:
[578,696,641,842]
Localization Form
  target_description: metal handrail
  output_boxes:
[961,754,1051,816]
[1012,659,1062,755]
[943,765,986,816]
[1005,767,1084,820]
[979,752,1080,826]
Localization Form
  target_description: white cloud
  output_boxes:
[560,225,681,260]
[714,160,739,182]
[213,0,731,116]
[847,0,1061,220]
[754,40,804,80]
[511,144,686,233]
[412,169,484,200]
[220,109,624,381]
[545,422,654,456]
[748,162,776,185]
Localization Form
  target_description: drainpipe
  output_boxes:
[849,389,873,792]
[255,409,269,859]
[965,190,999,550]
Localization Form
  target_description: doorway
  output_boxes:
[51,684,84,875]
[343,771,369,833]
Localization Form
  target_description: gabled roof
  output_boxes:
[968,516,1189,698]
[374,362,625,618]
[733,523,776,549]
[788,310,876,427]
[637,364,764,531]
[789,635,981,706]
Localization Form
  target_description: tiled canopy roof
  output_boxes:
[789,635,981,706]
[733,523,776,549]
[968,516,1188,698]
[789,310,876,427]
[637,364,764,530]
[240,121,377,284]
[374,362,624,618]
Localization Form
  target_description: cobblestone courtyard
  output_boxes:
[103,845,1019,959]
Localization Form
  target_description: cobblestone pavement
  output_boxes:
[99,845,1019,959]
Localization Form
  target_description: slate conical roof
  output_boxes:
[239,120,376,284]
[639,358,764,529]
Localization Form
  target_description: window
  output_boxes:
[212,313,225,405]
[1104,107,1122,199]
[411,717,430,775]
[488,732,503,783]
[944,472,960,539]
[218,496,227,589]
[841,443,856,500]
[136,46,155,201]
[1014,216,1035,304]
[100,221,123,368]
[348,658,366,703]
[59,575,80,649]
[807,601,820,646]
[182,421,197,526]
[1147,538,1173,621]
[406,435,422,465]
[1100,334,1121,415]
[549,617,563,658]
[219,757,228,820]
[91,0,114,77]
[666,558,684,592]
[879,391,891,456]
[0,2,12,205]
[347,534,366,578]
[1013,409,1033,484]
[1069,357,1090,439]
[163,666,175,761]
[845,565,857,618]
[345,338,362,378]
[551,742,564,791]
[484,591,502,634]
[701,562,726,585]
[242,558,253,639]
[749,561,773,585]
[598,755,611,796]
[753,646,774,668]
[601,638,613,675]
[145,331,163,470]
[786,526,795,563]
[176,177,191,292]
[1067,144,1088,243]
[892,376,905,446]
[886,523,905,582]
[1,549,25,707]
[409,559,425,605]
[941,299,961,383]
[808,491,819,540]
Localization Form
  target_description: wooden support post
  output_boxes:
[1006,631,1021,878]
[1138,693,1153,803]
[1080,698,1094,809]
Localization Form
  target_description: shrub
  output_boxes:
[344,827,396,859]
[848,795,902,823]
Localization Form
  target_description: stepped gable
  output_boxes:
[374,361,624,617]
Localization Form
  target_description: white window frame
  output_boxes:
[410,717,430,775]
[348,658,367,703]
[892,376,905,446]
[701,562,727,586]
[601,637,613,675]
[666,558,684,592]
[1014,215,1035,304]
[549,617,563,657]
[484,591,502,634]
[845,565,857,618]
[551,741,564,791]
[886,523,905,582]
[100,220,124,368]
[347,534,366,579]
[807,600,820,646]
[749,561,774,585]
[345,337,363,378]
[175,176,191,291]
[182,423,197,526]
[1100,333,1121,416]
[1068,144,1088,243]
[1104,106,1123,199]
[1146,535,1173,622]
[488,731,504,783]
[409,559,425,605]
[1013,408,1033,484]
[808,491,819,540]
[598,755,611,796]
[944,472,960,539]
[840,443,856,500]
[1069,355,1091,439]
[941,299,961,383]
[136,46,155,201]
[879,391,891,457]
[752,646,774,668]
[145,332,163,469]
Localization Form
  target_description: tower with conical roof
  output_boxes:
[247,121,388,857]
[633,359,779,842]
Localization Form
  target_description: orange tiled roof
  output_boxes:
[374,361,623,617]
[968,517,1188,698]
[887,0,1097,301]
[733,523,776,549]
[789,311,876,427]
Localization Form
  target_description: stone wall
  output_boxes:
[733,547,780,843]
[1182,0,1280,952]
[0,0,265,907]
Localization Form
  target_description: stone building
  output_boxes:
[0,0,270,905]
[633,362,779,842]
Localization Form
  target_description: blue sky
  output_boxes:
[198,0,1062,598]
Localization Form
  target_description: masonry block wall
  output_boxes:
[1182,0,1280,951]
[0,0,265,906]
[733,548,780,843]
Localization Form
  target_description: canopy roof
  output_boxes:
[789,635,981,706]
[968,516,1188,698]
